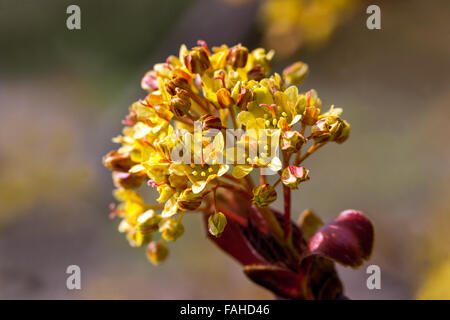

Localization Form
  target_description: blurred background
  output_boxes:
[0,0,449,299]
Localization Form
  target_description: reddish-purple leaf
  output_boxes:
[307,209,374,267]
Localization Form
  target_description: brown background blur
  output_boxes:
[0,0,449,299]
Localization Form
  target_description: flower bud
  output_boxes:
[200,115,223,131]
[252,184,277,207]
[134,211,162,247]
[146,241,169,265]
[141,70,159,92]
[282,61,309,86]
[159,218,184,242]
[166,76,190,96]
[208,211,227,237]
[311,117,344,143]
[156,184,175,203]
[134,229,153,247]
[236,86,253,110]
[302,106,320,126]
[177,189,203,211]
[281,166,309,189]
[226,44,248,68]
[216,88,234,109]
[169,174,188,190]
[184,46,211,74]
[103,150,135,172]
[112,171,146,189]
[169,88,191,118]
[247,66,265,81]
[280,131,305,153]
[335,120,350,144]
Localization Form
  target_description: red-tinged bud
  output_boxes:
[236,87,254,110]
[141,70,159,92]
[226,44,249,69]
[280,131,305,152]
[166,76,190,96]
[217,88,234,109]
[112,171,146,189]
[281,165,309,189]
[102,150,136,172]
[184,46,211,74]
[247,65,265,81]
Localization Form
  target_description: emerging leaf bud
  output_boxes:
[280,131,305,153]
[217,88,235,109]
[146,241,169,265]
[166,76,190,96]
[226,44,248,69]
[236,87,254,110]
[112,171,146,189]
[247,65,265,81]
[201,115,223,131]
[141,70,159,92]
[282,61,309,86]
[103,150,135,172]
[177,189,203,211]
[184,46,211,74]
[159,218,184,242]
[208,211,227,237]
[252,184,277,207]
[169,88,191,118]
[281,166,310,189]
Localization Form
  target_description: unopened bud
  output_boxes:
[282,61,309,86]
[156,184,175,203]
[252,184,277,207]
[146,241,169,265]
[112,171,146,189]
[247,66,265,81]
[236,87,254,110]
[335,120,350,144]
[302,106,320,126]
[177,189,203,211]
[159,218,184,242]
[280,131,305,153]
[141,70,159,92]
[281,166,309,189]
[226,44,248,68]
[169,88,191,118]
[311,117,344,143]
[217,88,234,109]
[201,115,223,131]
[169,174,188,190]
[184,46,211,74]
[103,150,135,172]
[166,76,190,96]
[208,211,227,237]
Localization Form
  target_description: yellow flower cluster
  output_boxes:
[103,41,350,264]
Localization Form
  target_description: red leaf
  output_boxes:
[308,210,374,267]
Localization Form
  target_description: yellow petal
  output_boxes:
[232,165,253,179]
